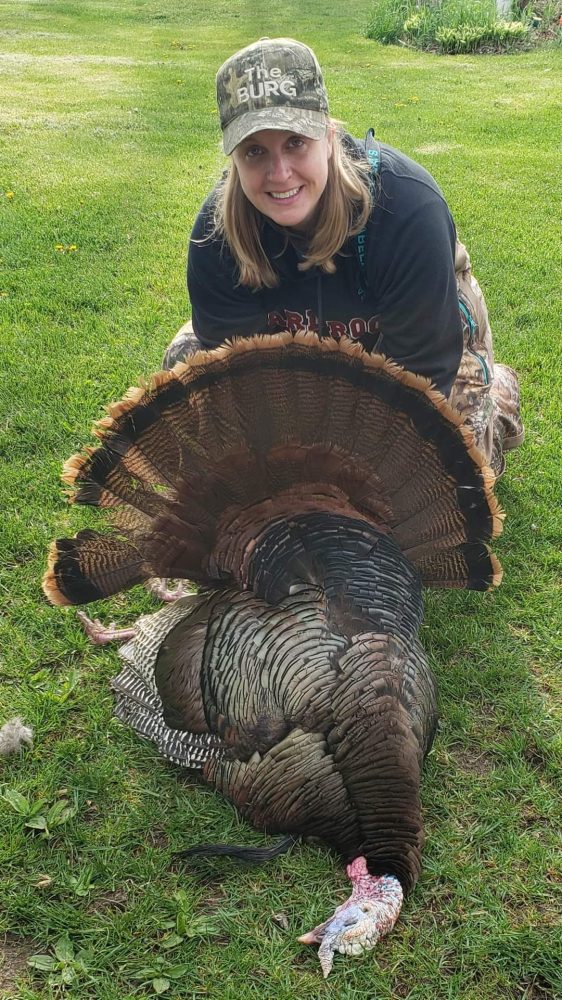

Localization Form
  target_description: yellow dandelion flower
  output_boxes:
[5,191,14,199]
[68,245,77,251]
[55,244,65,250]
[410,96,420,102]
[0,291,8,298]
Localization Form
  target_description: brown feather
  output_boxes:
[45,334,507,894]
[44,334,502,605]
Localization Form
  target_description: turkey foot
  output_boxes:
[77,579,193,643]
[145,578,194,602]
[297,857,403,977]
[76,611,136,645]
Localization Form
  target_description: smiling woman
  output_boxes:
[167,37,523,478]
[232,130,332,233]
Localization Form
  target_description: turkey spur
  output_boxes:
[44,333,504,976]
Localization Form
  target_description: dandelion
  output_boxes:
[5,191,14,199]
[68,245,77,252]
[0,291,8,298]
[410,96,420,102]
[55,244,65,251]
[394,103,406,109]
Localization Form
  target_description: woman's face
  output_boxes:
[232,128,333,232]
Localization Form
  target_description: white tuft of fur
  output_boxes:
[0,717,34,756]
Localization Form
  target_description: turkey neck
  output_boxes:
[243,511,424,645]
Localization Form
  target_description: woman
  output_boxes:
[165,37,523,475]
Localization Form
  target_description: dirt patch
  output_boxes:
[518,974,559,999]
[523,740,548,771]
[520,803,551,830]
[450,745,495,776]
[87,887,128,914]
[0,934,35,995]
[199,887,227,914]
[145,826,169,849]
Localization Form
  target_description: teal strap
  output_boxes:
[355,128,381,299]
[459,298,490,385]
[356,130,381,300]
[366,146,380,173]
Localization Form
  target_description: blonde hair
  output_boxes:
[210,126,374,290]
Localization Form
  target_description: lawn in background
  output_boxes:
[0,1,561,997]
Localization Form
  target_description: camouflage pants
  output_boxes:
[164,244,524,477]
[162,321,200,371]
[453,241,524,476]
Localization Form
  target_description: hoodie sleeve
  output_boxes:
[187,196,267,349]
[368,170,463,397]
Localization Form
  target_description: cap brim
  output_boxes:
[222,107,327,155]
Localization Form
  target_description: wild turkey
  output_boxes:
[43,333,503,976]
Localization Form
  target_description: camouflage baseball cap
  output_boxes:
[216,38,329,155]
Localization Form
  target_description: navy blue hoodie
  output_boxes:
[187,138,463,396]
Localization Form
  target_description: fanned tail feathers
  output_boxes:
[43,333,503,605]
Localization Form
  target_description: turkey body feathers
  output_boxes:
[44,333,503,896]
[112,553,436,891]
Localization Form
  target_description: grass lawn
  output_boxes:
[0,1,561,997]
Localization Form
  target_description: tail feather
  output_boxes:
[413,543,503,590]
[44,334,503,606]
[43,530,150,606]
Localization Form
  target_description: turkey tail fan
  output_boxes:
[43,332,503,606]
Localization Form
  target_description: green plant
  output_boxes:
[27,935,95,989]
[66,865,98,897]
[1,787,78,837]
[28,665,81,703]
[158,889,222,949]
[130,957,193,995]
[366,0,414,44]
[436,18,529,51]
[403,7,437,45]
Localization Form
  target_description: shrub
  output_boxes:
[365,0,416,44]
[436,18,529,52]
[366,0,535,52]
[403,9,435,46]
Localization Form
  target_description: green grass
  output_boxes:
[1,1,561,997]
